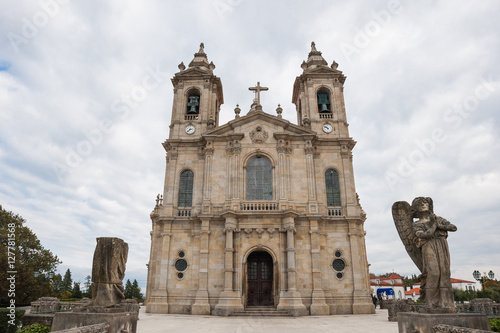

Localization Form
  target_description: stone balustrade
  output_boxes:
[31,297,90,314]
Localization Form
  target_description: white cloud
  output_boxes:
[1,0,499,290]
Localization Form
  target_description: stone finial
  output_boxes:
[208,61,216,71]
[208,115,215,129]
[234,104,241,118]
[178,62,186,71]
[311,41,317,52]
[276,104,283,118]
[304,41,328,69]
[301,61,307,70]
[189,43,210,68]
[303,115,311,129]
[331,60,338,70]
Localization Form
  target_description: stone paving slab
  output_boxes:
[137,307,398,333]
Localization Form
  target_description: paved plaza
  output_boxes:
[137,307,398,333]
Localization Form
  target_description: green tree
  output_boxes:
[485,280,500,302]
[131,279,144,302]
[72,282,82,299]
[50,273,64,295]
[403,274,420,288]
[83,275,92,298]
[124,279,133,299]
[0,206,61,305]
[62,269,73,294]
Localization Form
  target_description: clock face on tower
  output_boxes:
[323,123,333,133]
[185,125,195,135]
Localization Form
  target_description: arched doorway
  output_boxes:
[247,251,274,306]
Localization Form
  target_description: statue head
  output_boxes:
[411,197,434,218]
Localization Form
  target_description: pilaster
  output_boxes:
[348,220,374,314]
[192,218,211,315]
[146,226,171,313]
[309,219,329,315]
[277,215,307,316]
[213,214,243,316]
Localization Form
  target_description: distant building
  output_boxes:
[405,287,420,301]
[412,278,476,292]
[405,277,476,301]
[369,273,406,300]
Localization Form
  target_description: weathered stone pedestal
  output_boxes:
[398,312,490,333]
[52,311,138,332]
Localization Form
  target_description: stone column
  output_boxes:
[309,219,329,315]
[146,223,171,313]
[348,220,374,314]
[192,218,211,315]
[213,214,243,316]
[277,214,307,316]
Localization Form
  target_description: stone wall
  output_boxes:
[389,298,500,322]
[432,324,491,333]
[54,322,110,333]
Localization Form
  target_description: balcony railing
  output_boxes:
[319,113,333,119]
[176,209,191,217]
[184,115,199,121]
[240,201,279,211]
[327,207,342,216]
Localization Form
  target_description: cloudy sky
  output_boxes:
[1,0,499,292]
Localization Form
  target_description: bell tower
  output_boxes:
[169,43,224,139]
[292,42,348,138]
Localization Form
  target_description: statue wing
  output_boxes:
[392,201,423,272]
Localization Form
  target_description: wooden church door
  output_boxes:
[247,251,273,306]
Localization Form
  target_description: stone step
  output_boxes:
[229,307,292,317]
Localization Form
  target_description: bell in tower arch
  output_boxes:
[317,93,331,113]
[187,95,200,114]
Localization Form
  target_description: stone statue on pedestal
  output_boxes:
[52,237,139,332]
[393,197,457,313]
[90,237,128,307]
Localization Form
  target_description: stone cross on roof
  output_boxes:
[249,82,268,105]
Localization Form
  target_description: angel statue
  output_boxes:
[392,197,457,313]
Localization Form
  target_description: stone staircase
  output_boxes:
[229,306,292,317]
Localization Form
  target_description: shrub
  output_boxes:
[490,318,500,333]
[18,323,51,333]
[0,308,25,333]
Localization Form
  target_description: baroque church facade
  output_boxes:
[145,43,374,316]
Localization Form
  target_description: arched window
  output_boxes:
[317,87,331,113]
[325,169,341,207]
[246,156,272,200]
[186,89,200,114]
[178,170,194,207]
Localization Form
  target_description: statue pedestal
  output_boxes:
[398,312,490,333]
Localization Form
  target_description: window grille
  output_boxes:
[325,169,341,207]
[246,157,272,200]
[178,170,194,207]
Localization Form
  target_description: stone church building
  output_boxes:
[145,43,374,316]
